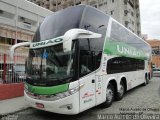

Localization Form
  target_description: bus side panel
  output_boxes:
[95,75,104,105]
[79,73,96,112]
[117,71,145,92]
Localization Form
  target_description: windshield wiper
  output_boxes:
[48,77,66,84]
[47,76,72,84]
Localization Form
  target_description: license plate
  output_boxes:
[36,103,44,108]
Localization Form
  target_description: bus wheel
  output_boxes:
[103,83,114,108]
[148,73,151,81]
[143,74,149,86]
[115,81,125,101]
[146,75,149,84]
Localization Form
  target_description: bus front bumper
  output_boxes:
[24,91,80,115]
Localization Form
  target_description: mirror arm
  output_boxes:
[10,42,30,60]
[63,29,102,52]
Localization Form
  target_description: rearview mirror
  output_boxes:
[63,29,102,52]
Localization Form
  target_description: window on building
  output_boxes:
[124,0,128,5]
[46,5,49,9]
[128,0,134,8]
[99,3,103,7]
[125,21,129,27]
[17,40,25,43]
[137,31,140,35]
[0,10,4,14]
[104,2,107,5]
[110,10,114,15]
[0,37,14,45]
[131,11,134,16]
[94,5,97,8]
[0,10,14,19]
[76,2,81,5]
[136,13,139,18]
[124,10,128,16]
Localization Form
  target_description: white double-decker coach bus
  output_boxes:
[10,5,151,114]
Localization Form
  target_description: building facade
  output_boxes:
[28,0,141,36]
[0,0,52,82]
[0,0,52,45]
[147,40,160,68]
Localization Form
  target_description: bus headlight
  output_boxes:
[56,86,79,98]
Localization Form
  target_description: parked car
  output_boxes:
[12,65,26,82]
[153,68,160,77]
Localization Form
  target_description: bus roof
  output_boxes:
[32,5,110,42]
[32,5,151,60]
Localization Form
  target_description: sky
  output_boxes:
[140,0,160,39]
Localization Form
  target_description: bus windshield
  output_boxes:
[26,43,76,86]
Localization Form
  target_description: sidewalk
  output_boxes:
[0,96,29,116]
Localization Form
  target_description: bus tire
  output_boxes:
[146,74,149,84]
[103,83,114,108]
[115,81,125,101]
[143,74,149,86]
[148,73,151,81]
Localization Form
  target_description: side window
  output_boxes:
[79,38,102,77]
[110,21,130,43]
[110,21,150,55]
[79,51,102,77]
[94,52,102,70]
[80,7,109,52]
[79,51,93,76]
[107,57,144,74]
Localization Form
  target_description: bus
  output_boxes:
[10,5,152,114]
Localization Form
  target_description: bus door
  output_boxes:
[79,73,96,112]
[95,75,103,105]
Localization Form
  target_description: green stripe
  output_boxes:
[25,82,69,95]
[103,38,148,60]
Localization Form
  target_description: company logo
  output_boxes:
[82,91,94,99]
[117,45,143,57]
[31,37,63,48]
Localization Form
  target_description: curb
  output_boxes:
[0,107,30,118]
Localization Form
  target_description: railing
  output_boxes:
[0,49,28,84]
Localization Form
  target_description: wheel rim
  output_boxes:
[106,87,113,103]
[119,84,124,96]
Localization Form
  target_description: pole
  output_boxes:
[2,54,6,83]
[15,0,18,44]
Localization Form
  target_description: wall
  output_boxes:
[0,83,24,100]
